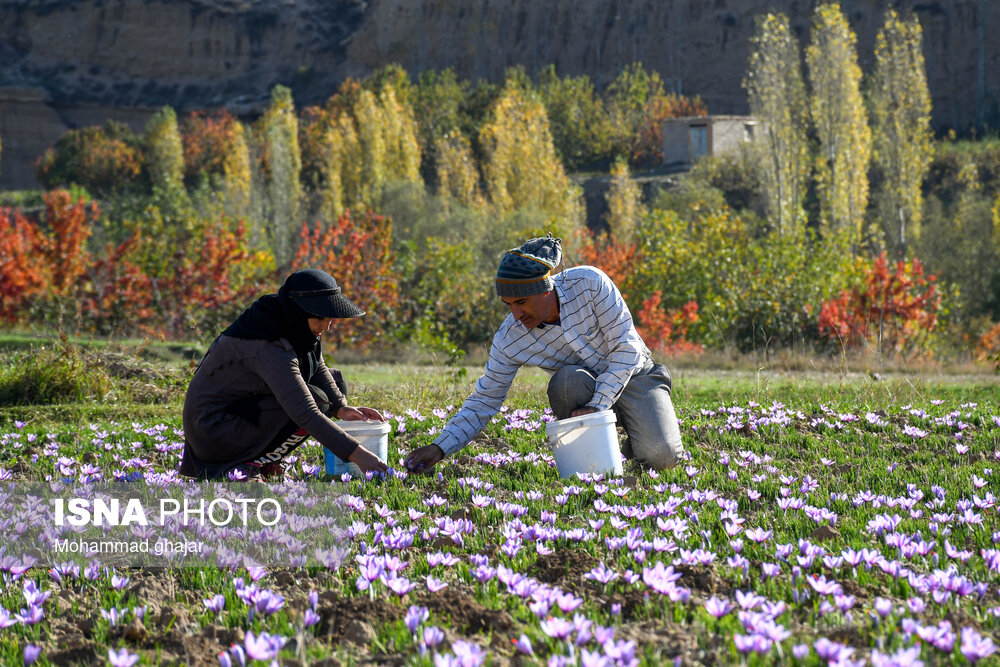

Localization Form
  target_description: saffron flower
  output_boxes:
[107,648,139,667]
[704,596,734,618]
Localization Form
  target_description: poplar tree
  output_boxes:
[145,106,185,195]
[434,130,482,210]
[221,119,252,218]
[605,157,643,244]
[743,13,810,237]
[870,9,934,257]
[478,75,582,225]
[806,3,872,243]
[261,85,302,268]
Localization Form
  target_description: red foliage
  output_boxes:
[155,220,261,338]
[180,110,241,184]
[818,253,940,356]
[0,208,49,323]
[80,234,155,335]
[575,231,702,356]
[636,292,704,356]
[41,190,97,294]
[976,321,1000,370]
[292,210,399,349]
[574,232,638,296]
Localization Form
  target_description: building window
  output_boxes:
[690,125,707,159]
[743,122,758,142]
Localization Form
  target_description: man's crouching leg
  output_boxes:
[614,363,684,471]
[547,365,598,419]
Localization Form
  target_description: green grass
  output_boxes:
[1,350,999,665]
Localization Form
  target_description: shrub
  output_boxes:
[818,253,941,358]
[635,292,703,356]
[0,338,113,405]
[35,121,145,195]
[292,210,399,350]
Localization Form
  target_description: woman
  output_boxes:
[179,269,388,479]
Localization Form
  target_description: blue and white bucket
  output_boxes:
[324,420,391,477]
[545,409,622,478]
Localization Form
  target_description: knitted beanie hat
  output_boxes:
[495,235,562,297]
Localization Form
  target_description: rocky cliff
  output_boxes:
[0,0,997,189]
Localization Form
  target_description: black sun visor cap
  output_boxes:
[285,269,366,319]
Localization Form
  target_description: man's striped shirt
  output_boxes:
[434,266,651,456]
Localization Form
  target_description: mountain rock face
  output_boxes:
[0,0,997,189]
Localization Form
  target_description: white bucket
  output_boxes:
[545,409,622,478]
[324,420,391,477]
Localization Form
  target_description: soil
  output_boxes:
[529,549,599,592]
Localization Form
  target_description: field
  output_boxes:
[0,352,998,666]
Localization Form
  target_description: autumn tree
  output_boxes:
[144,106,186,195]
[478,73,582,226]
[181,111,251,216]
[870,9,934,257]
[35,121,145,195]
[260,85,303,268]
[806,3,872,243]
[434,130,483,210]
[604,157,644,243]
[744,12,811,237]
[538,65,612,170]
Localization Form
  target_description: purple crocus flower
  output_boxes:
[426,576,448,592]
[405,605,429,634]
[107,648,139,667]
[961,628,997,663]
[203,595,225,613]
[23,645,41,666]
[451,640,487,667]
[304,609,320,628]
[244,631,286,661]
[540,616,574,640]
[873,597,893,619]
[704,596,733,618]
[422,625,445,649]
[513,634,534,655]
[870,646,923,667]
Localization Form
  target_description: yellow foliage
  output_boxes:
[145,106,185,194]
[478,82,583,227]
[434,131,483,210]
[807,3,872,243]
[871,9,934,252]
[744,12,811,237]
[605,157,643,243]
[222,120,251,217]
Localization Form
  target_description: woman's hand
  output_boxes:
[347,445,388,474]
[337,406,385,421]
[404,444,444,474]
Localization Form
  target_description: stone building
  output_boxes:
[661,115,761,171]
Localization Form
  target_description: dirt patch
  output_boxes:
[604,588,650,621]
[415,588,513,635]
[316,593,405,643]
[673,564,732,597]
[530,550,599,592]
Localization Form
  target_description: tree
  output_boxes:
[870,9,934,257]
[35,121,145,195]
[538,64,612,170]
[434,130,482,210]
[743,12,811,237]
[478,73,582,225]
[260,85,303,268]
[806,3,872,243]
[604,157,644,243]
[144,106,186,195]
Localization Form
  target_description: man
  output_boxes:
[405,235,683,473]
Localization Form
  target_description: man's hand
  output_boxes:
[338,405,385,421]
[570,407,600,418]
[347,445,388,474]
[404,444,444,474]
